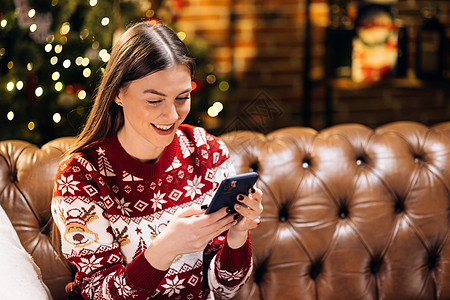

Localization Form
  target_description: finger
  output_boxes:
[196,207,232,229]
[236,193,263,216]
[176,205,205,218]
[205,206,230,222]
[234,203,261,220]
[208,218,234,240]
[197,213,235,242]
[249,187,263,202]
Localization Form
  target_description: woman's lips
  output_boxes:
[151,123,175,135]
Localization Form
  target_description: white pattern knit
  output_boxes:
[52,125,252,299]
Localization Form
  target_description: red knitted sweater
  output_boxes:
[52,125,252,300]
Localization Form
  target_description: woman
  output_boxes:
[51,20,263,300]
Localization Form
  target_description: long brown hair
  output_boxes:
[69,20,196,154]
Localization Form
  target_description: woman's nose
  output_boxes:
[164,102,179,120]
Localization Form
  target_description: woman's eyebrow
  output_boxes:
[143,89,167,97]
[143,88,192,96]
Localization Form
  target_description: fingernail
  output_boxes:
[226,207,232,214]
[201,204,208,210]
[231,220,238,226]
[234,214,240,220]
[251,188,255,193]
[236,205,240,210]
[238,195,244,201]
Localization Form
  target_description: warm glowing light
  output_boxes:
[28,9,36,18]
[35,87,43,97]
[219,81,230,92]
[52,71,60,81]
[45,44,52,52]
[83,68,91,77]
[28,121,35,131]
[213,101,223,112]
[89,0,97,6]
[55,82,63,91]
[99,49,108,58]
[81,57,89,66]
[16,81,24,90]
[92,41,99,49]
[54,44,63,53]
[75,56,83,65]
[50,56,58,65]
[1,20,7,28]
[101,17,110,26]
[63,59,71,68]
[30,23,37,32]
[207,107,219,117]
[7,61,13,69]
[207,101,224,118]
[191,81,197,91]
[27,63,33,71]
[206,74,216,84]
[101,53,110,62]
[6,81,14,91]
[60,22,70,35]
[7,111,14,121]
[177,31,186,41]
[53,113,61,123]
[77,90,86,100]
[205,64,214,73]
[80,29,89,40]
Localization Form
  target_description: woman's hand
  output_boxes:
[227,186,263,249]
[144,206,234,270]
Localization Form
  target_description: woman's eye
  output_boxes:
[147,100,162,104]
[176,96,190,101]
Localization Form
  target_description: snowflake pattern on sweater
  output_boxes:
[52,125,252,300]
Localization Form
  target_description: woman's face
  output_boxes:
[115,64,192,161]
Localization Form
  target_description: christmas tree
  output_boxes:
[0,0,228,145]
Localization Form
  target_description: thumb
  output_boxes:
[176,205,205,218]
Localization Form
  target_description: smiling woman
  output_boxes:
[115,65,192,162]
[50,20,263,300]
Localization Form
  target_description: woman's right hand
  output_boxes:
[144,206,235,270]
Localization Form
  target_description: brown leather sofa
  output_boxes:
[1,121,449,300]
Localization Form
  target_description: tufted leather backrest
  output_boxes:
[0,122,449,300]
[0,137,76,300]
[221,121,450,300]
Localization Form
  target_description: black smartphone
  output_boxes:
[205,172,259,214]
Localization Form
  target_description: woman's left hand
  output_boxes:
[226,186,263,248]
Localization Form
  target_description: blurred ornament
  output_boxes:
[352,3,399,82]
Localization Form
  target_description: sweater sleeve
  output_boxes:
[51,154,167,300]
[204,154,253,299]
[207,233,253,299]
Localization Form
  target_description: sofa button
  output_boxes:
[370,256,382,274]
[309,262,322,280]
[302,158,311,169]
[8,172,17,183]
[413,155,422,163]
[338,206,349,219]
[394,201,404,214]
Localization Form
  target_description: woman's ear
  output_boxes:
[115,94,123,106]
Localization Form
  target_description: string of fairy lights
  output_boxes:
[1,0,229,137]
